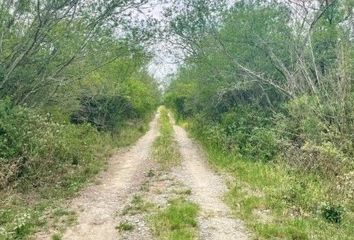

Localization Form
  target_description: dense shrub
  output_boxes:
[189,106,277,161]
[0,99,104,191]
[282,142,347,177]
[278,96,328,145]
[275,96,353,176]
[70,95,137,132]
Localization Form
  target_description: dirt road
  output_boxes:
[36,110,249,239]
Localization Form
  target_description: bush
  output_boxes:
[70,95,137,132]
[282,142,347,177]
[190,106,277,161]
[245,127,278,161]
[277,96,352,176]
[280,96,327,145]
[321,203,344,224]
[0,98,105,191]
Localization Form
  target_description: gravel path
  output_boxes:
[173,124,250,240]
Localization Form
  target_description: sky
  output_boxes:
[125,0,182,87]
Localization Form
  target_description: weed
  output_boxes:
[172,188,192,195]
[146,169,155,177]
[51,233,62,240]
[321,204,344,224]
[122,195,154,215]
[116,221,134,232]
[140,181,150,192]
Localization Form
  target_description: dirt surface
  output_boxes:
[173,125,250,240]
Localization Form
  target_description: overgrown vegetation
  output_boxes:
[165,0,354,239]
[0,1,159,239]
[150,198,199,240]
[153,107,181,169]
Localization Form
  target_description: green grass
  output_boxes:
[150,198,199,240]
[153,107,181,169]
[190,134,354,240]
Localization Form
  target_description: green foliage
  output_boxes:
[0,97,152,239]
[0,0,153,105]
[0,98,102,190]
[191,133,354,239]
[116,221,134,232]
[69,54,159,133]
[121,75,160,118]
[164,81,197,119]
[275,96,353,177]
[166,0,353,167]
[70,95,136,132]
[187,106,277,162]
[0,1,159,240]
[166,0,353,175]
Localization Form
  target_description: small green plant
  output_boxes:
[173,188,192,195]
[147,169,155,177]
[116,221,134,232]
[51,233,62,240]
[321,204,344,224]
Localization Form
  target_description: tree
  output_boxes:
[0,0,149,106]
